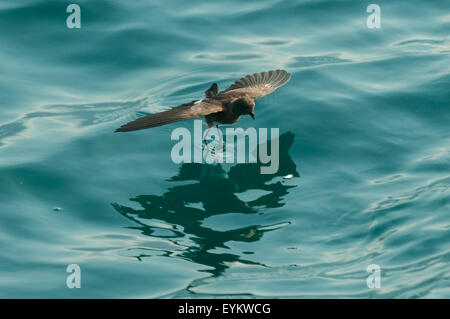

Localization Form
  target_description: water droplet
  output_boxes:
[53,207,62,212]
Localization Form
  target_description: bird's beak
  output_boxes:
[250,112,255,119]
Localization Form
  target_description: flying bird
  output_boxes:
[115,69,291,132]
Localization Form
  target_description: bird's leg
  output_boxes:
[210,124,225,162]
[215,125,224,151]
[203,126,212,145]
[202,125,215,161]
[203,141,213,161]
[202,124,224,162]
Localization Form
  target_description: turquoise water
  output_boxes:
[0,0,449,298]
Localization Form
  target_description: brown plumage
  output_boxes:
[115,69,290,132]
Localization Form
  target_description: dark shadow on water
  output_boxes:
[112,132,299,276]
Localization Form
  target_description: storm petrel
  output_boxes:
[115,69,291,132]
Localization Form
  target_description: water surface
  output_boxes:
[0,0,449,298]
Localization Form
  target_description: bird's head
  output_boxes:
[232,97,256,119]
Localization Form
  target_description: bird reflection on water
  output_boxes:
[112,132,299,276]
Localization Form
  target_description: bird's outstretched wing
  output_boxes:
[115,100,223,132]
[220,69,290,100]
